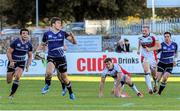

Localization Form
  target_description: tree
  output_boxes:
[1,0,180,27]
[3,0,35,27]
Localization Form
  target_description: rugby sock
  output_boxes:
[45,79,51,86]
[129,83,139,94]
[61,82,66,90]
[10,80,19,96]
[145,74,153,90]
[66,82,73,94]
[158,82,166,95]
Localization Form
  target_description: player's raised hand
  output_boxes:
[69,32,77,44]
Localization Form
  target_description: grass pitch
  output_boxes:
[0,75,180,110]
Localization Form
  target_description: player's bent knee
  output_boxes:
[60,72,69,84]
[63,78,69,84]
[45,71,53,78]
[46,75,52,80]
[16,67,23,73]
[15,75,21,81]
[14,69,23,80]
[46,70,53,75]
[62,77,70,84]
[162,78,167,83]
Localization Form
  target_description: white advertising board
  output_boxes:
[0,52,180,76]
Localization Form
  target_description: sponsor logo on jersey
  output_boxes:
[17,43,21,47]
[163,46,167,50]
[48,35,53,38]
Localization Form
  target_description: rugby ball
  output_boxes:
[34,51,45,60]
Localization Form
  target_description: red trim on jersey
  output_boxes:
[151,36,156,47]
[153,50,158,62]
[141,56,144,63]
[141,36,156,48]
[118,65,131,77]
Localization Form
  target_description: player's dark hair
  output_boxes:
[124,38,129,42]
[104,58,112,63]
[164,31,171,37]
[50,17,61,26]
[20,28,29,35]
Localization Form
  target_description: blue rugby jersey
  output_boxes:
[159,42,178,64]
[42,30,69,57]
[10,38,33,61]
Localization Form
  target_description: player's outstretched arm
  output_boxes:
[6,47,15,67]
[6,47,14,63]
[173,44,178,66]
[114,73,121,97]
[99,77,106,98]
[26,51,33,72]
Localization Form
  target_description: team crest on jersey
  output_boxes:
[58,33,62,37]
[48,35,53,38]
[17,43,21,47]
[171,45,175,49]
[163,46,167,50]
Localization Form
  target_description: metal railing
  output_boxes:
[109,18,180,35]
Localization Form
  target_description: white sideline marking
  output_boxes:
[50,104,133,108]
[56,102,133,108]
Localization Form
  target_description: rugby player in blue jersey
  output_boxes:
[99,58,143,98]
[155,32,178,95]
[36,17,77,100]
[6,29,33,99]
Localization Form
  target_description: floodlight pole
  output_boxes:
[36,0,39,27]
[152,0,156,33]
